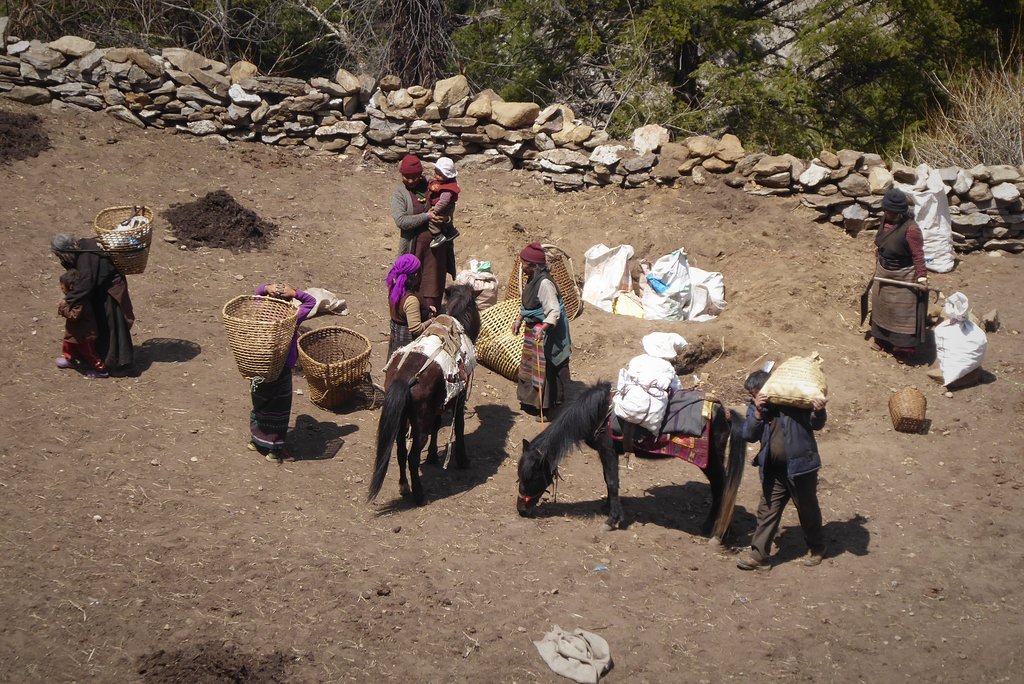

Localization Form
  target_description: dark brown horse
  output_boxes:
[369,284,481,505]
[517,381,747,541]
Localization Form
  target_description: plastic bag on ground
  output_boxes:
[895,164,955,273]
[934,291,987,385]
[640,249,691,321]
[582,244,634,313]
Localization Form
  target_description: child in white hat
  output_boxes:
[426,157,461,248]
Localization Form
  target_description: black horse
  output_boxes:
[369,284,481,505]
[517,381,747,540]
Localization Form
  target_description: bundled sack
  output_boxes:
[760,353,828,409]
[640,249,691,321]
[612,333,686,434]
[933,292,987,386]
[455,269,500,311]
[582,244,634,313]
[687,265,727,322]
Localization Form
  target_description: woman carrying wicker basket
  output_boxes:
[51,233,135,373]
[512,242,572,422]
[386,254,434,359]
[247,283,316,462]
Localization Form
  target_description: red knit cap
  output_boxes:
[399,154,422,175]
[520,242,546,264]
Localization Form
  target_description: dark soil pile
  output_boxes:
[0,111,51,163]
[137,643,294,683]
[162,190,278,251]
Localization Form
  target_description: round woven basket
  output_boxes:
[297,327,372,409]
[95,206,155,275]
[504,244,583,320]
[888,386,927,433]
[222,295,299,381]
[476,298,524,381]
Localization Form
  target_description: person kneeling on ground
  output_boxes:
[247,283,316,462]
[737,370,828,571]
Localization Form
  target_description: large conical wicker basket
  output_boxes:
[504,244,583,320]
[889,387,928,433]
[94,205,154,275]
[476,298,524,381]
[298,327,372,409]
[222,295,299,381]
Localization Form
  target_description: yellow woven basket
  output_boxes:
[95,205,154,275]
[297,327,372,410]
[476,298,524,381]
[222,295,299,381]
[504,244,583,320]
[889,387,927,433]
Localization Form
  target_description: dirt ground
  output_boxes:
[1,99,1022,683]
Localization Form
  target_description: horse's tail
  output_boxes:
[368,377,410,501]
[711,406,748,541]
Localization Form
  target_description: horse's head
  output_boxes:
[517,438,555,517]
[443,283,481,343]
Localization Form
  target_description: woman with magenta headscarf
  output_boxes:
[386,253,433,359]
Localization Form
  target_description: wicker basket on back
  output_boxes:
[222,295,299,382]
[505,244,582,320]
[94,205,154,275]
[475,298,524,381]
[298,327,372,409]
[889,387,927,433]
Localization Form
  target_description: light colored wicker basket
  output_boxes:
[95,205,154,275]
[476,298,525,381]
[297,327,372,410]
[504,244,583,320]
[889,387,927,433]
[222,295,299,381]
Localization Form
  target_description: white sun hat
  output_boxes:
[434,157,458,178]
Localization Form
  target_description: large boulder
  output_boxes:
[333,68,362,96]
[714,134,745,162]
[684,135,717,158]
[891,162,918,183]
[631,123,668,155]
[378,74,401,92]
[540,148,590,167]
[868,166,893,194]
[751,155,791,176]
[228,84,261,107]
[992,182,1021,203]
[239,76,309,97]
[798,163,831,188]
[105,104,144,128]
[466,88,502,118]
[533,104,572,134]
[105,47,162,77]
[433,74,470,108]
[229,60,258,84]
[702,157,734,173]
[190,67,230,97]
[818,150,840,169]
[838,173,871,197]
[48,36,96,58]
[2,85,51,105]
[163,47,214,73]
[988,164,1021,184]
[490,101,540,128]
[21,41,65,70]
[837,149,862,168]
[552,123,592,146]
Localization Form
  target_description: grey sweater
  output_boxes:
[390,184,430,253]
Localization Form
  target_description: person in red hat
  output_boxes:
[390,154,455,312]
[512,242,572,421]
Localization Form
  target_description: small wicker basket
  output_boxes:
[889,387,928,433]
[298,327,372,409]
[222,295,299,381]
[95,205,154,275]
[476,298,524,381]
[505,244,583,320]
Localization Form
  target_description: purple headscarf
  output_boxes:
[386,253,422,307]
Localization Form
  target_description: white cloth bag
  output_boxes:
[686,265,726,321]
[934,292,987,385]
[613,354,681,434]
[895,164,955,273]
[582,244,634,313]
[640,249,691,320]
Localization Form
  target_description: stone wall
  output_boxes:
[0,21,1020,255]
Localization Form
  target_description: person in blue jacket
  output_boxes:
[736,370,828,570]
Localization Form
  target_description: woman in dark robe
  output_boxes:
[869,188,928,362]
[512,242,572,422]
[51,233,135,373]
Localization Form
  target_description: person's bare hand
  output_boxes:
[811,397,828,412]
[512,318,522,335]
[753,393,767,410]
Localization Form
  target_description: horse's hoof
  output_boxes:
[399,484,412,497]
[601,522,616,532]
[707,537,723,548]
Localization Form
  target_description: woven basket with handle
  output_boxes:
[297,327,372,410]
[888,386,927,433]
[504,244,583,320]
[94,205,154,275]
[476,298,524,381]
[222,295,299,382]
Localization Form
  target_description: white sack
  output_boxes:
[686,265,727,322]
[895,164,955,273]
[640,249,691,320]
[300,287,348,317]
[613,354,681,434]
[455,270,500,311]
[641,332,687,359]
[582,244,634,313]
[934,291,987,385]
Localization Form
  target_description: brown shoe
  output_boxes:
[736,552,769,571]
[803,550,825,567]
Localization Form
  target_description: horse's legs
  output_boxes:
[596,430,623,530]
[453,390,469,469]
[425,416,440,465]
[701,421,729,536]
[396,413,411,497]
[408,418,429,505]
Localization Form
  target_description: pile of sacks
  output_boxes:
[581,244,726,321]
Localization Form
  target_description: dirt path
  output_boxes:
[1,100,1022,682]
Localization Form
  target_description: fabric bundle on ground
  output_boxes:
[934,292,987,386]
[533,625,612,684]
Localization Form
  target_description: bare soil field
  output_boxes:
[1,99,1022,683]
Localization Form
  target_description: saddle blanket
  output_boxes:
[609,416,710,470]
[385,315,477,408]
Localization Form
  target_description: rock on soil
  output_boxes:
[0,111,51,163]
[162,190,278,251]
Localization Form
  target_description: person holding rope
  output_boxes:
[512,242,571,422]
